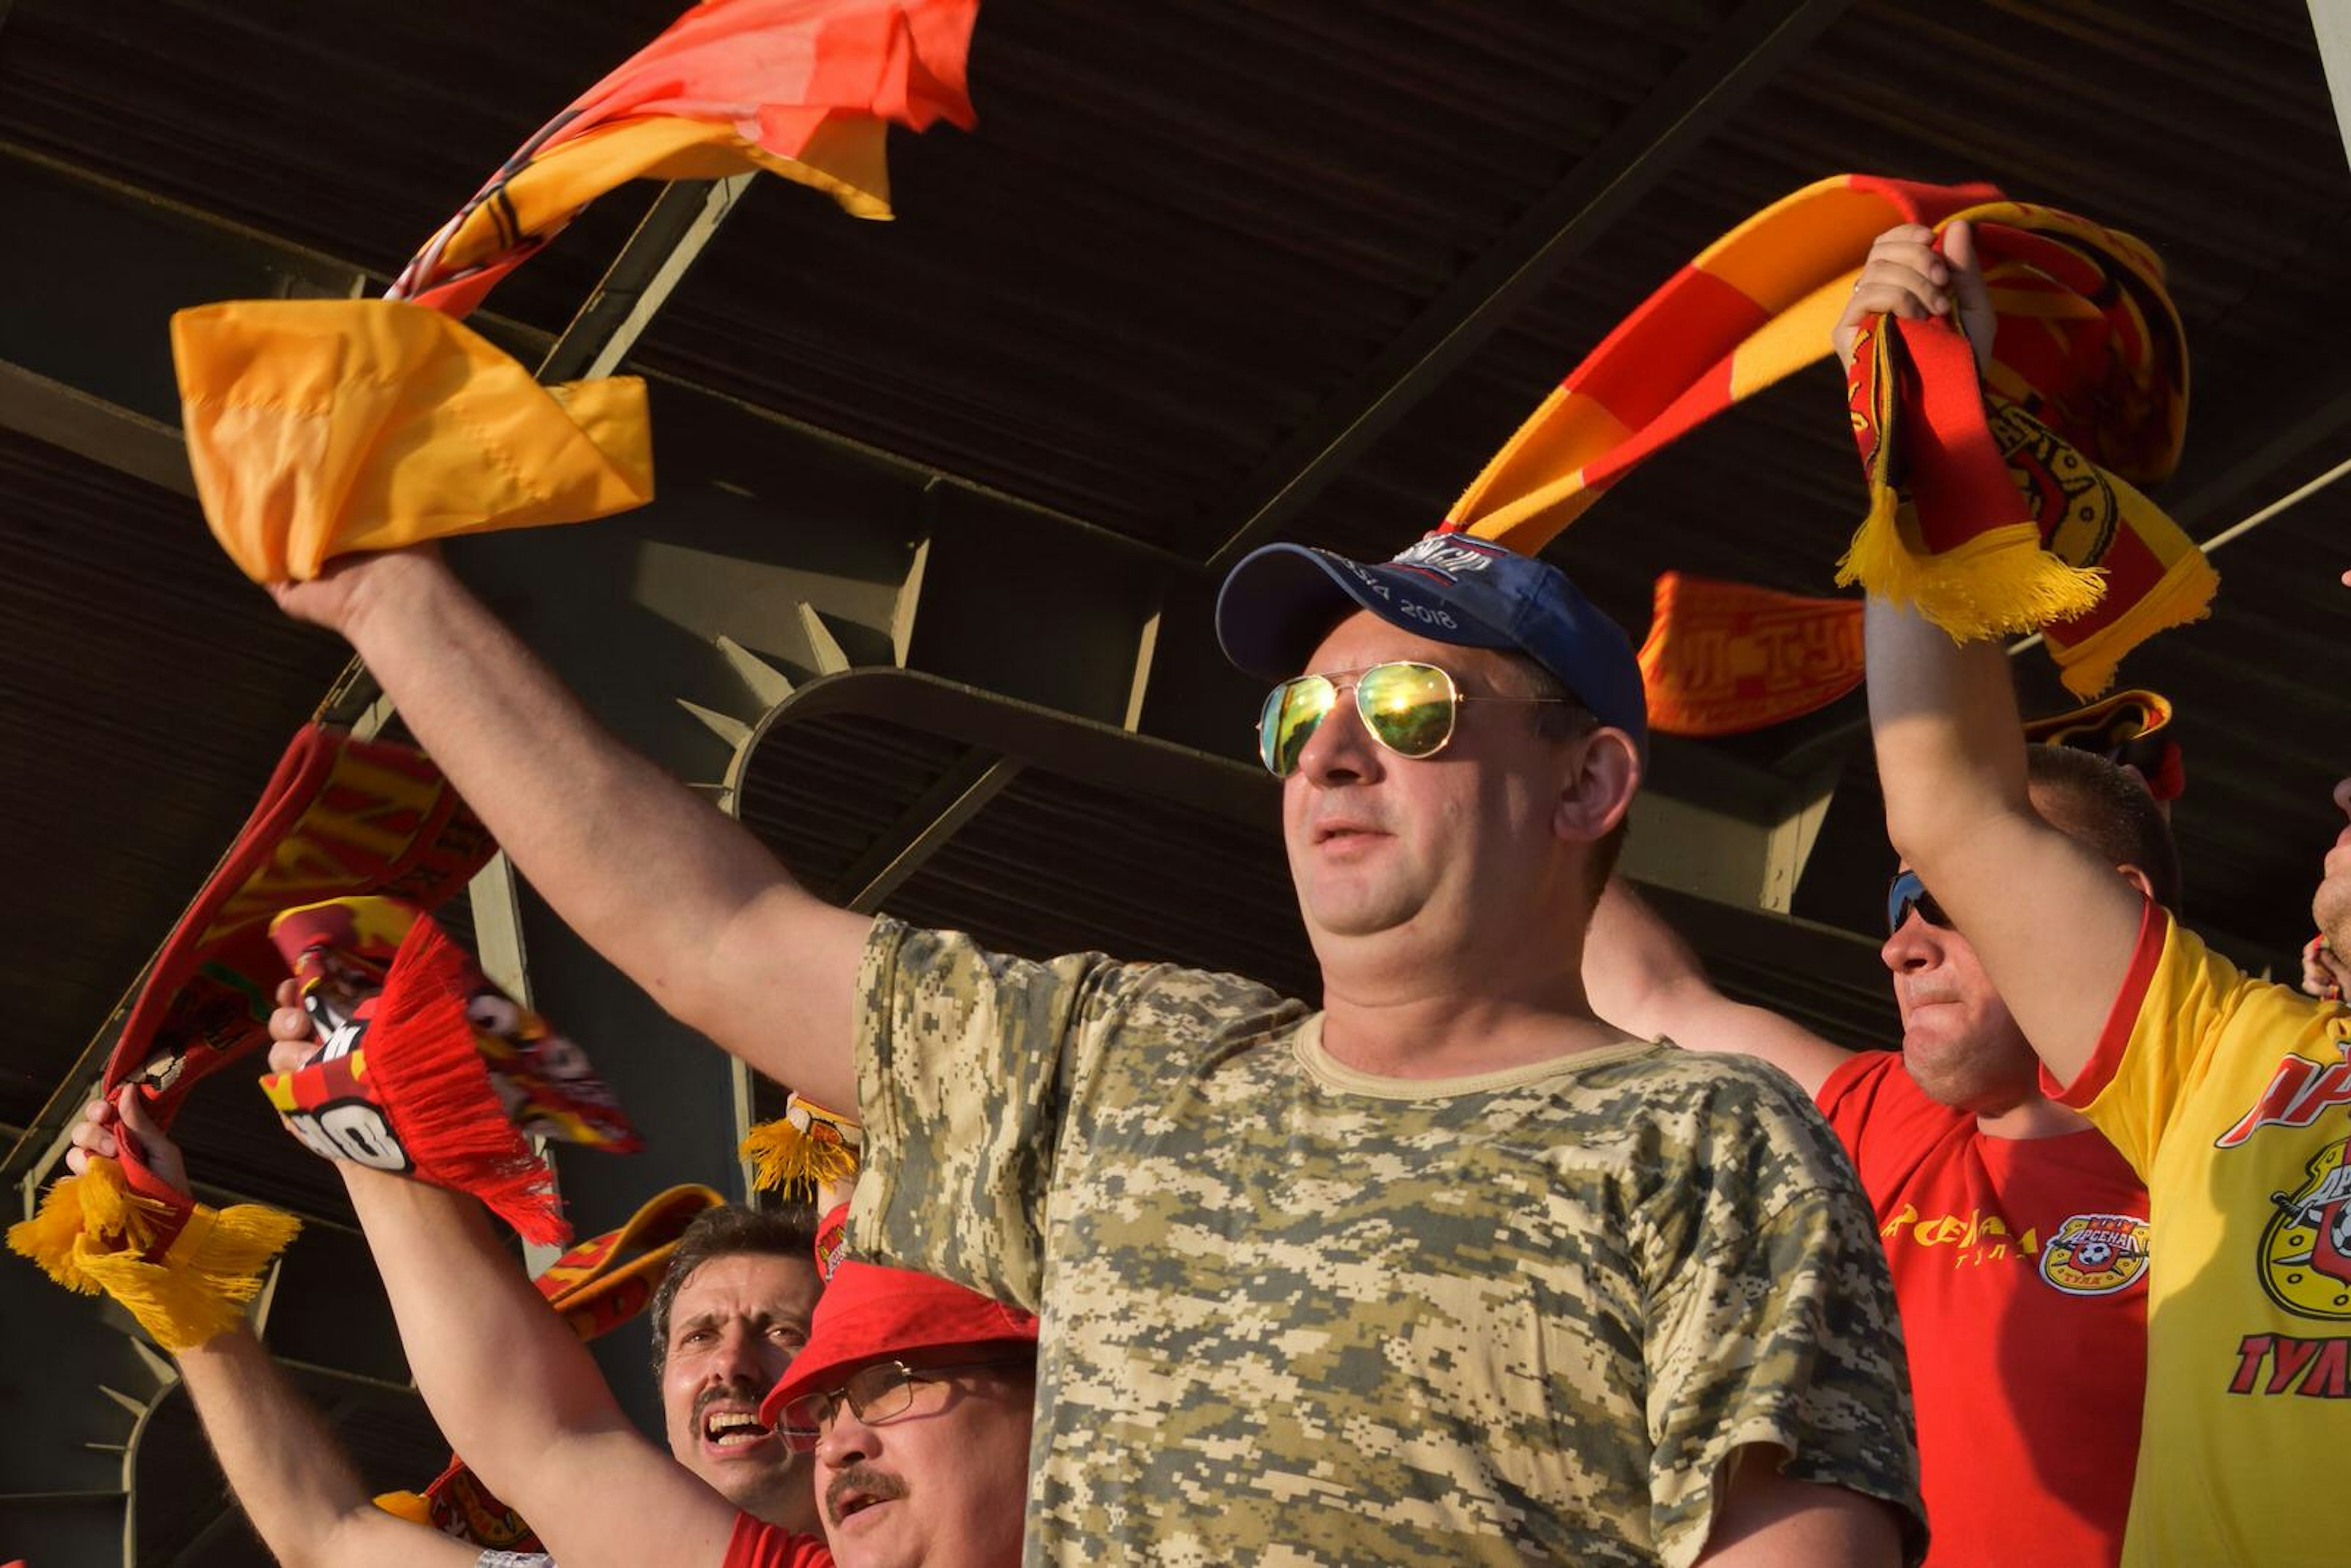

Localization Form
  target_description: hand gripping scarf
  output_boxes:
[174,0,980,585]
[1637,571,1863,738]
[372,1184,726,1551]
[260,898,641,1247]
[1444,174,2213,699]
[7,727,490,1347]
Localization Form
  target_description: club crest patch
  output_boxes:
[2038,1211,2151,1296]
[2260,1135,2351,1321]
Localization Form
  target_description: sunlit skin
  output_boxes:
[658,1251,825,1532]
[809,1346,1035,1568]
[1881,889,2068,1135]
[2314,776,2351,952]
[1285,610,1640,1080]
[1884,783,2154,1136]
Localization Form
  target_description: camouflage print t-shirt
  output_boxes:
[847,920,1923,1567]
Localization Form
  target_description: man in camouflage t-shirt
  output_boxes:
[274,535,1924,1566]
[841,534,1921,1566]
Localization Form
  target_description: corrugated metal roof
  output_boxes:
[0,427,351,1130]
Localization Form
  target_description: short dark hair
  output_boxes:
[2025,745,2183,916]
[648,1203,820,1375]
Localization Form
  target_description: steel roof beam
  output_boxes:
[0,360,192,498]
[536,174,755,384]
[2311,0,2351,173]
[1203,0,1857,572]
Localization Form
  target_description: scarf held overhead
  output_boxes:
[260,898,640,1246]
[7,728,484,1345]
[176,0,981,584]
[1444,174,2213,698]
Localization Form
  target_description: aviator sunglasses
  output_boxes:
[1256,660,1570,779]
[1885,869,1954,935]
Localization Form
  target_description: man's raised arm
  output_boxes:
[1584,879,1851,1098]
[176,1329,479,1568]
[334,1161,747,1568]
[276,550,867,1109]
[67,1091,476,1568]
[1842,223,2143,1091]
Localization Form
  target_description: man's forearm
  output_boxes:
[339,553,790,1034]
[338,1165,627,1495]
[337,1165,741,1568]
[327,553,866,1109]
[1586,880,1849,1097]
[1864,597,2031,869]
[178,1327,474,1568]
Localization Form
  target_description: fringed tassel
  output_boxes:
[742,1093,863,1205]
[1836,511,2107,643]
[7,1158,298,1351]
[367,921,568,1247]
[2048,545,2219,700]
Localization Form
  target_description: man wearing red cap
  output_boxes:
[273,515,1923,1564]
[739,1218,1038,1568]
[228,998,1040,1568]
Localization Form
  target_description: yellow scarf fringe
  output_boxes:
[7,1157,300,1350]
[741,1101,861,1203]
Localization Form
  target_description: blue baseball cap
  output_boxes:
[1216,531,1648,763]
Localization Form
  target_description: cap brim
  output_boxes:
[1215,543,1509,681]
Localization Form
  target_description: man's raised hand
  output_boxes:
[66,1084,190,1193]
[1832,219,1996,378]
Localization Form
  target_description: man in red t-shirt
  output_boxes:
[1585,745,2173,1567]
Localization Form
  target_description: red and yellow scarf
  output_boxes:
[1445,174,2213,697]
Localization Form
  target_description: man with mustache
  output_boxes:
[1859,217,2351,1566]
[63,1084,823,1567]
[1583,732,2171,1566]
[742,1228,1037,1568]
[268,530,1923,1564]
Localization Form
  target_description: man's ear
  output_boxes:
[1556,729,1641,846]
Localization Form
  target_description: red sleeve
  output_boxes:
[2040,898,2165,1107]
[724,1513,832,1568]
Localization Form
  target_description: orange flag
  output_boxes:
[392,0,980,317]
[1637,572,1864,738]
[176,0,981,582]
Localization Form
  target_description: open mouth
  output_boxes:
[827,1469,907,1526]
[702,1409,770,1450]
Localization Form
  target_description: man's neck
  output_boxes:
[1974,1095,2093,1140]
[1318,945,1632,1080]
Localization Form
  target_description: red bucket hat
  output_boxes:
[757,1210,1037,1431]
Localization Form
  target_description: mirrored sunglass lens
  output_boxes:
[1266,677,1334,776]
[1357,663,1455,758]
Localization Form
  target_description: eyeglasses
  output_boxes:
[1255,661,1572,779]
[1886,870,1953,935]
[776,1359,1024,1452]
